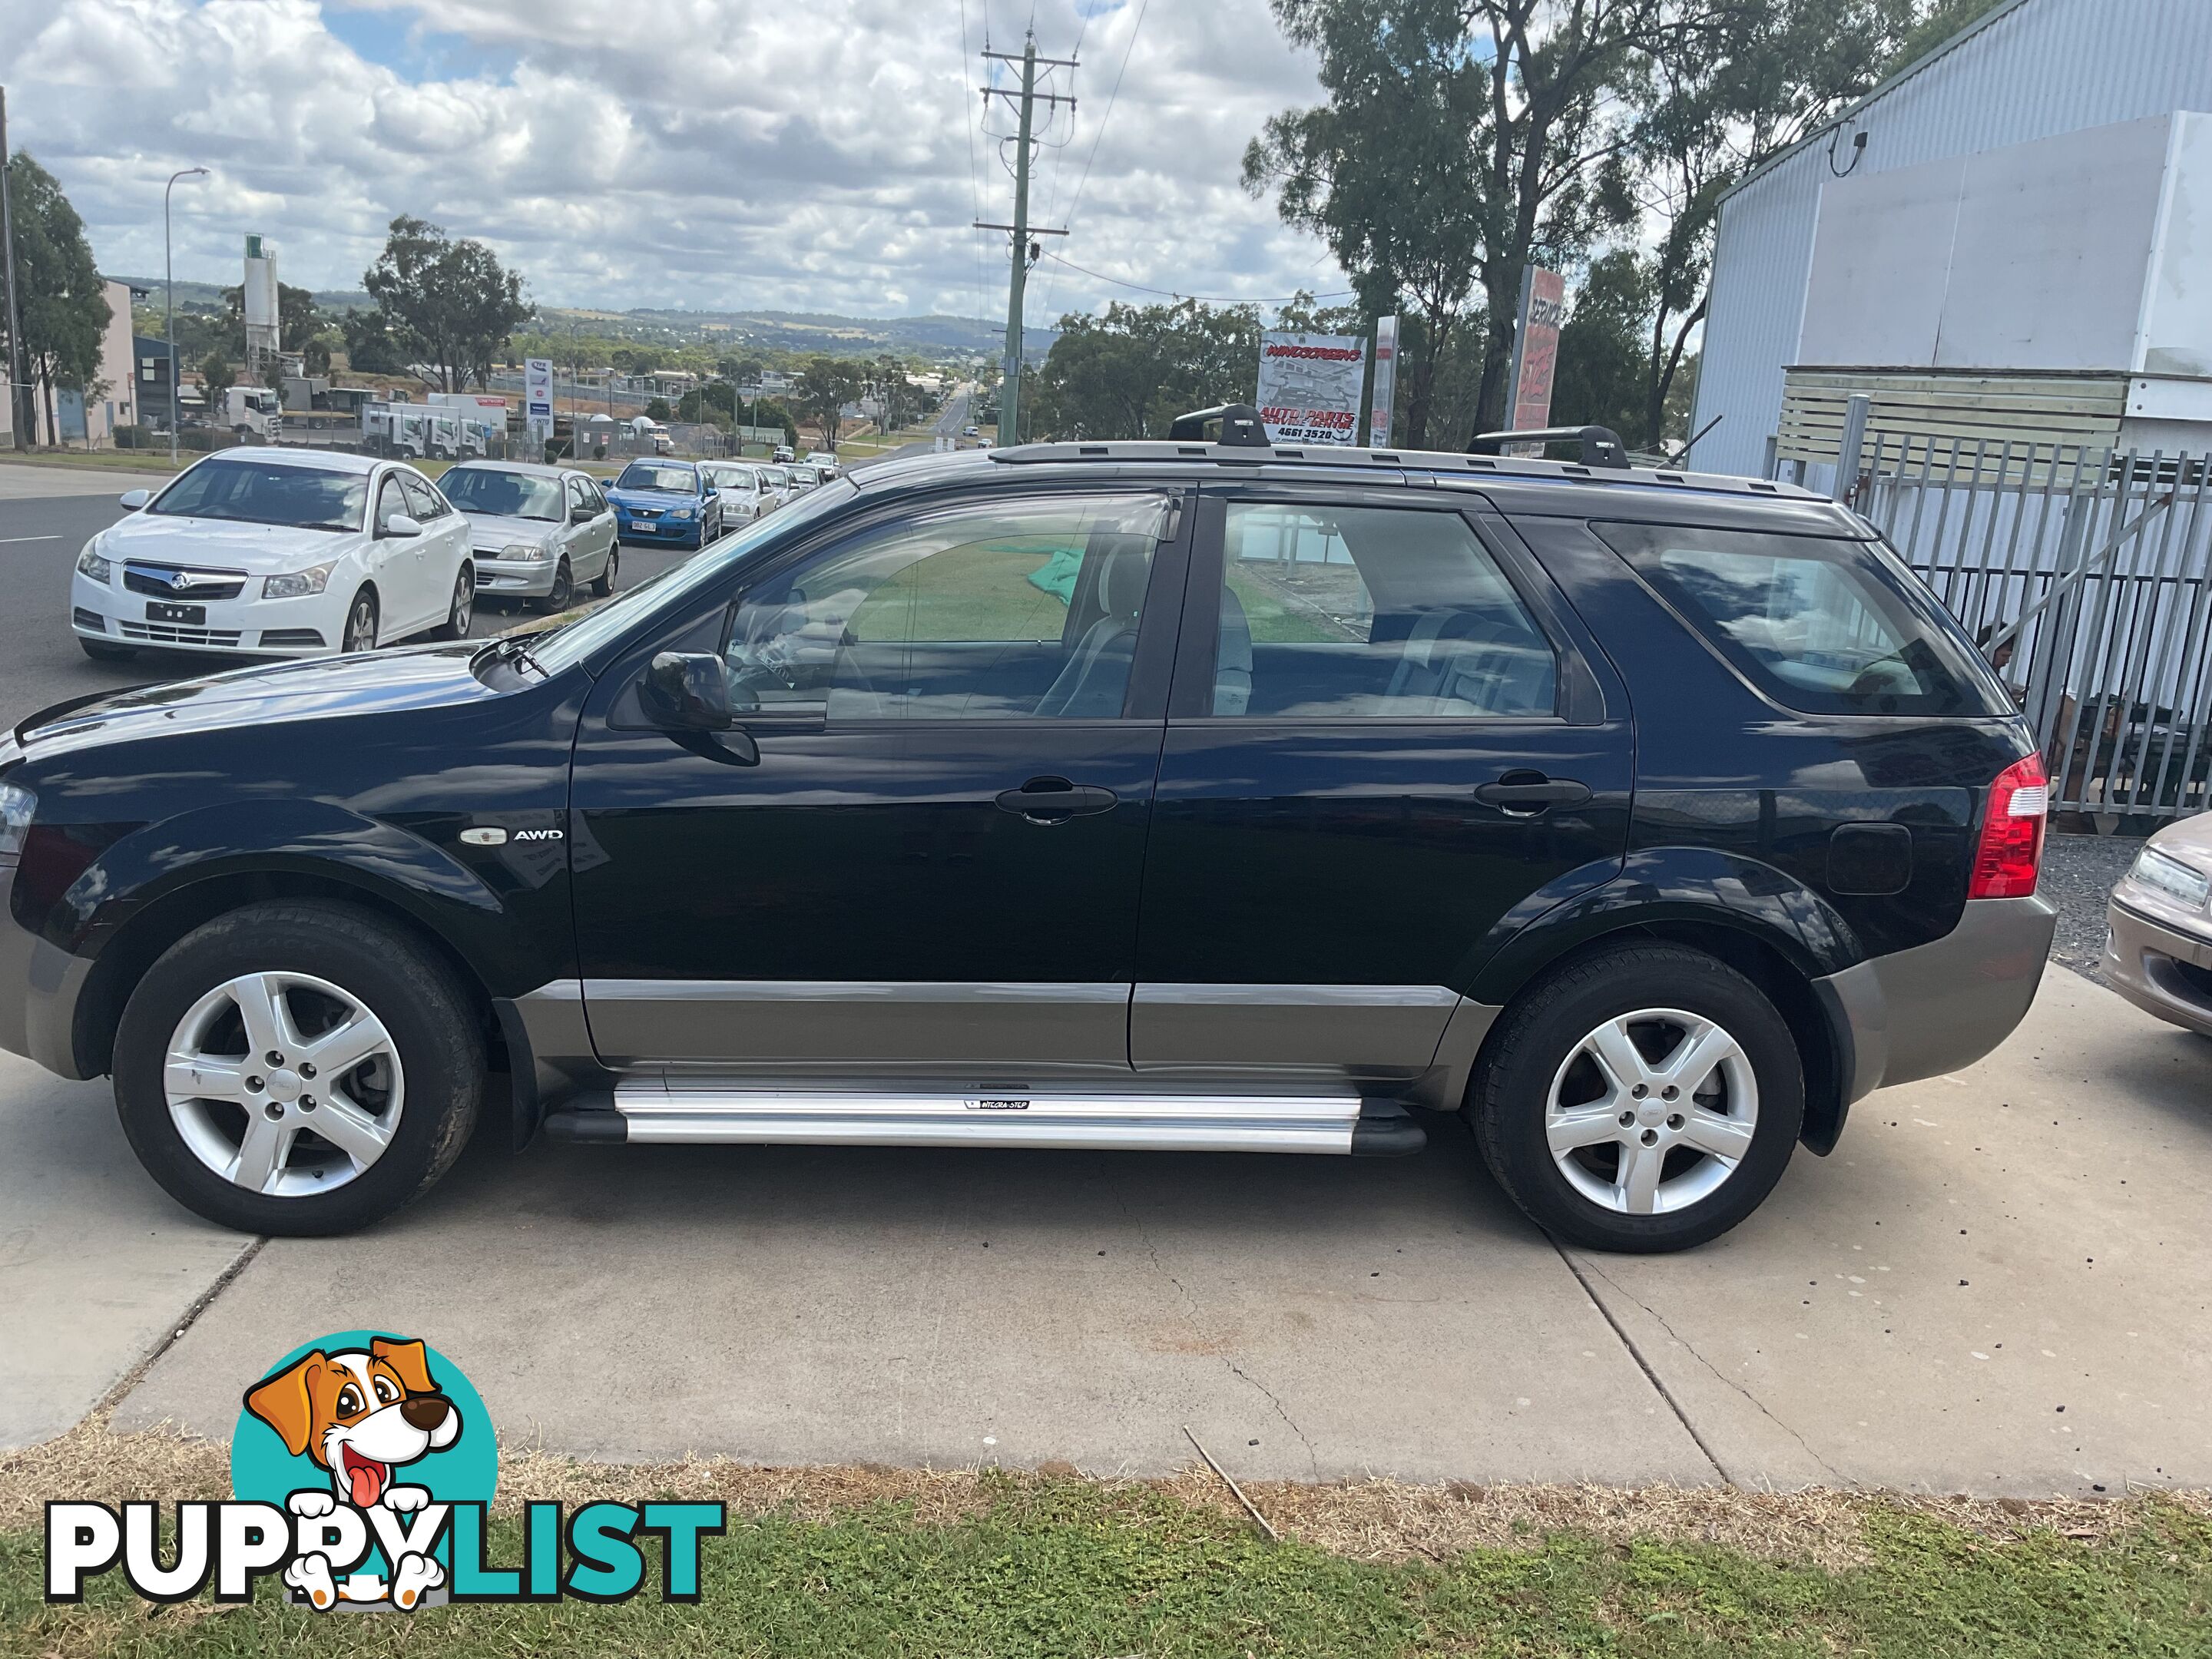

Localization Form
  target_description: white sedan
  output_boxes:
[71,448,475,661]
[441,460,618,613]
[702,462,770,528]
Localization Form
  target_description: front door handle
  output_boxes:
[1474,771,1592,816]
[996,775,1119,824]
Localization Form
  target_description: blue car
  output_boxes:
[604,459,722,551]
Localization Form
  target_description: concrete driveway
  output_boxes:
[4,963,2200,1496]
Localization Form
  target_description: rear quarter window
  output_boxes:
[1591,522,2012,718]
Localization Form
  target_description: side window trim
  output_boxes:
[1168,491,1584,725]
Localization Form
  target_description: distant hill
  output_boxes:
[111,276,373,311]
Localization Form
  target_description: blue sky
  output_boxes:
[0,0,1342,320]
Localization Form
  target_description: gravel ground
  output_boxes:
[2040,831,2144,987]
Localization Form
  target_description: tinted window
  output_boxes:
[398,472,447,520]
[1593,522,2010,717]
[724,493,1168,720]
[1212,504,1556,718]
[149,459,366,532]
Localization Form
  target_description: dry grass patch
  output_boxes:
[5,1418,2201,1571]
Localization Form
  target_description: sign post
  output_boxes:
[1254,333,1366,445]
[1504,268,1566,451]
[1367,316,1398,449]
[525,359,555,454]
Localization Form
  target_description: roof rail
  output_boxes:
[1469,425,1630,470]
[1166,403,1270,446]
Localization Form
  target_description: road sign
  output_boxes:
[1254,333,1366,445]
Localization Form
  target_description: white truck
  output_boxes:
[362,402,495,461]
[218,386,283,440]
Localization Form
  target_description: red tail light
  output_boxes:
[1969,754,2048,899]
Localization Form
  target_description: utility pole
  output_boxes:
[0,87,28,451]
[974,31,1073,448]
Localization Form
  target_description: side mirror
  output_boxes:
[381,512,424,538]
[119,488,151,510]
[571,503,595,523]
[642,651,736,732]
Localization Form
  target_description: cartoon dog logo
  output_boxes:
[243,1336,462,1610]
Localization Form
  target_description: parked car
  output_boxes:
[755,463,800,509]
[604,459,720,551]
[69,447,475,662]
[962,425,981,439]
[772,445,795,463]
[2103,813,2212,1035]
[703,462,770,527]
[2,415,2054,1247]
[803,451,839,477]
[441,461,618,613]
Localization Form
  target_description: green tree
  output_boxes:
[361,215,533,392]
[1243,0,1488,447]
[677,382,737,425]
[300,332,336,378]
[1551,250,1653,445]
[198,352,235,409]
[340,307,406,375]
[644,396,674,423]
[794,355,865,450]
[1031,300,1264,442]
[2,154,110,444]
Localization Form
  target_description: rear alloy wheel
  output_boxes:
[589,544,618,598]
[532,557,573,614]
[342,589,378,653]
[113,902,482,1234]
[1472,943,1803,1253]
[433,565,475,638]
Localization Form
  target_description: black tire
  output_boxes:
[433,564,475,638]
[79,638,137,662]
[531,558,573,614]
[342,588,378,653]
[113,901,485,1236]
[589,545,618,598]
[1470,942,1804,1253]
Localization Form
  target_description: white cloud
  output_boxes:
[0,0,1345,323]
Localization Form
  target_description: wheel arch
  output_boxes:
[1464,854,1861,1157]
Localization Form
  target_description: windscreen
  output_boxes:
[441,468,564,521]
[1594,522,2012,717]
[616,463,697,494]
[148,459,367,532]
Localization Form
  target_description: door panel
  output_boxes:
[569,486,1190,1075]
[1132,489,1634,1082]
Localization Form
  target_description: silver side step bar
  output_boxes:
[540,1081,1427,1156]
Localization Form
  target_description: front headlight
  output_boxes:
[670,505,695,520]
[76,545,112,583]
[2131,846,2211,910]
[0,779,33,867]
[501,542,551,561]
[262,561,336,600]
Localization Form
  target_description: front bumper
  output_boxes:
[71,571,338,657]
[2102,895,2212,1036]
[473,555,559,598]
[1816,893,2058,1106]
[0,865,95,1078]
[615,515,703,548]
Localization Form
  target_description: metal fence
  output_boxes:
[1833,410,2212,824]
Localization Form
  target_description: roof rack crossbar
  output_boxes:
[1166,403,1270,447]
[1469,425,1631,470]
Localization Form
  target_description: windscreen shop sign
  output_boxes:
[1255,333,1366,445]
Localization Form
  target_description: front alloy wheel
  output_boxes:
[535,557,573,614]
[165,972,402,1197]
[342,590,378,653]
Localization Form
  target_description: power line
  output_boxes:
[959,0,988,361]
[1058,0,1147,237]
[1039,251,1355,306]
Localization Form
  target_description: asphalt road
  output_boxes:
[0,474,701,728]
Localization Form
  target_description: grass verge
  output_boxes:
[2,1424,2207,1657]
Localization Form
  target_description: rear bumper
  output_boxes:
[0,866,96,1079]
[1815,893,2057,1109]
[2101,896,2212,1036]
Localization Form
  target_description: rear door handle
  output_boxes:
[1474,772,1592,815]
[996,776,1119,824]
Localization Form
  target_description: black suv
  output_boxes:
[0,426,2056,1251]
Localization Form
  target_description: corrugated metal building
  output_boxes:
[1690,0,2212,479]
